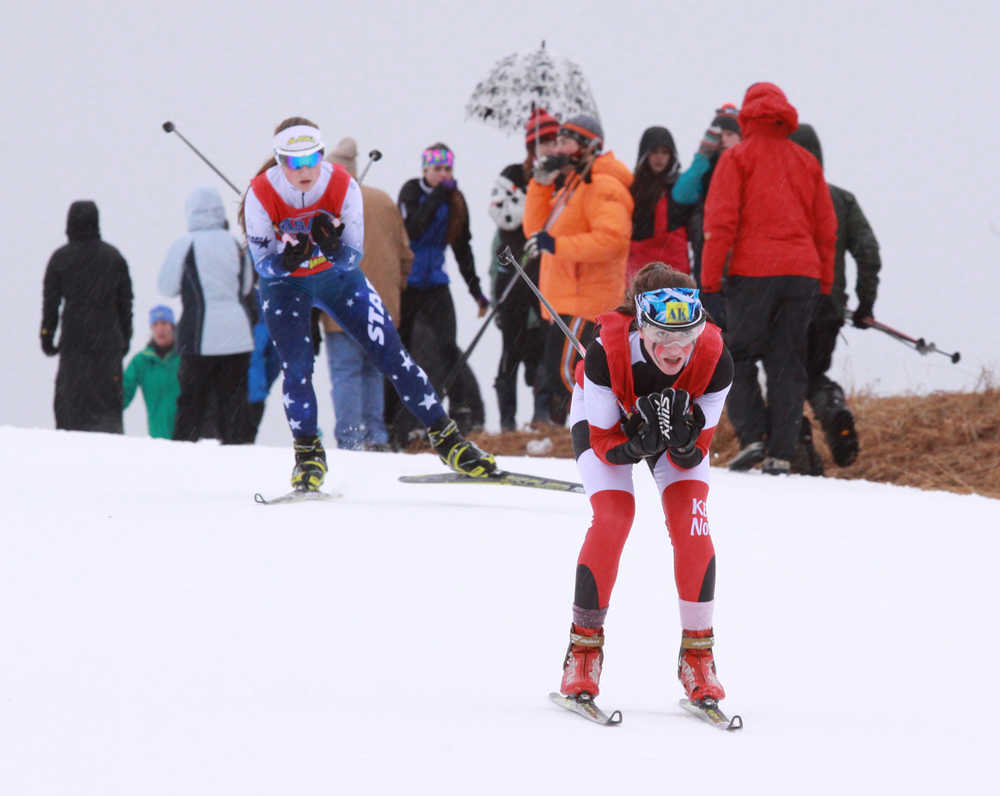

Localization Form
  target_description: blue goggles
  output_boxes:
[277,150,323,170]
[635,287,705,332]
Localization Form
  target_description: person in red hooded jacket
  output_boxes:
[701,82,836,475]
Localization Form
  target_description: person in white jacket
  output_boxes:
[159,186,254,443]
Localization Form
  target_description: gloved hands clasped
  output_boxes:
[624,388,706,461]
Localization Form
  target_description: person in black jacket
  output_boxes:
[488,108,558,430]
[392,143,489,443]
[790,123,881,469]
[41,200,133,433]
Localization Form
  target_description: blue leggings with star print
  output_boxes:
[258,263,447,439]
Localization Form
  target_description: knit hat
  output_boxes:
[422,143,454,170]
[525,107,559,146]
[149,305,175,326]
[559,113,604,152]
[712,103,741,135]
[326,136,358,176]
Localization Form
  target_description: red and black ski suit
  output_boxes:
[568,310,733,631]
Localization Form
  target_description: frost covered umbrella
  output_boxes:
[465,41,599,133]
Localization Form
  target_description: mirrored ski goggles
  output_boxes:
[642,323,704,348]
[277,150,323,170]
[635,287,704,330]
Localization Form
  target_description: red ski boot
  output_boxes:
[677,628,725,702]
[560,624,605,697]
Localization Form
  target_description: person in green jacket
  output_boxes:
[123,305,181,439]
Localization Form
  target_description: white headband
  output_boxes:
[273,125,324,157]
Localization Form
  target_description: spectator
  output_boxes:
[672,104,742,306]
[627,125,692,284]
[123,305,181,439]
[488,107,557,430]
[240,117,496,491]
[557,263,733,707]
[701,82,837,475]
[395,143,488,441]
[41,200,133,433]
[159,186,255,444]
[522,114,634,425]
[323,136,413,451]
[790,122,881,468]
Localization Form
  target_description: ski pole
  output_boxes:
[848,310,961,364]
[499,247,587,358]
[439,266,522,400]
[357,149,382,185]
[162,121,241,196]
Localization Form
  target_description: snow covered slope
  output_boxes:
[2,427,997,794]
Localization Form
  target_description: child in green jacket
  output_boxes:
[123,305,180,439]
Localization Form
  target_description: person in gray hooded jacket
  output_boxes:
[159,186,255,443]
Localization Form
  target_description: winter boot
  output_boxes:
[825,408,859,467]
[760,456,791,475]
[291,435,327,491]
[810,380,859,467]
[790,417,825,476]
[728,441,766,471]
[560,624,605,697]
[678,628,725,702]
[428,417,497,477]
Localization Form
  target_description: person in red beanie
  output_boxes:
[487,108,560,430]
[701,82,837,475]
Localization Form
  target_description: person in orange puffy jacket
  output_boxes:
[522,114,633,425]
[701,82,837,475]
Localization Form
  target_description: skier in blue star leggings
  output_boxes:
[240,117,496,490]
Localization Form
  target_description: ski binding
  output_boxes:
[549,692,622,725]
[254,488,340,505]
[679,697,743,731]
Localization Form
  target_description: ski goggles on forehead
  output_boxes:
[635,287,705,335]
[277,150,323,170]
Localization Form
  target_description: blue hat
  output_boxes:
[149,305,175,326]
[635,287,705,332]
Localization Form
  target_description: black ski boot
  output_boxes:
[810,380,859,467]
[291,435,327,491]
[428,417,497,477]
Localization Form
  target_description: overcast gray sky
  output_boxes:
[4,0,997,441]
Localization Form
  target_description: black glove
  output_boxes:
[658,388,706,454]
[532,154,567,185]
[280,234,312,272]
[311,213,344,259]
[439,177,457,193]
[622,393,668,460]
[40,329,59,357]
[852,301,874,329]
[524,230,556,260]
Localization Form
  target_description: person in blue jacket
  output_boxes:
[239,117,496,490]
[393,143,489,442]
[671,103,742,324]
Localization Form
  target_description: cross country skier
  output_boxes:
[559,262,733,708]
[239,117,496,490]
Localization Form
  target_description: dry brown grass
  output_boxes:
[407,375,1000,500]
